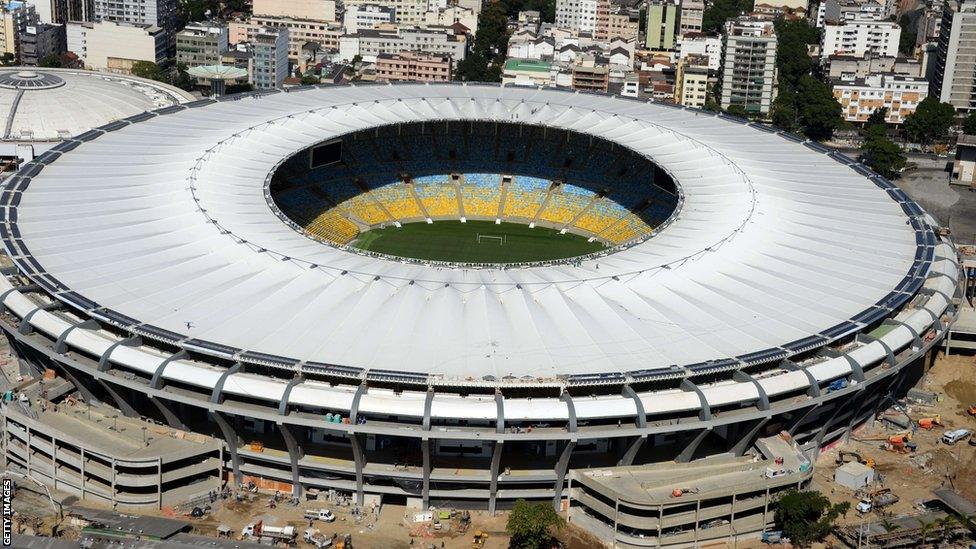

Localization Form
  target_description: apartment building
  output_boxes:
[826,53,922,79]
[601,11,639,41]
[572,58,609,91]
[92,0,176,52]
[252,26,287,88]
[816,0,891,27]
[343,4,395,33]
[675,54,710,107]
[375,50,452,81]
[0,1,38,59]
[678,32,721,70]
[555,0,606,33]
[338,25,466,63]
[252,0,336,22]
[19,22,64,64]
[236,17,341,61]
[932,0,976,111]
[679,0,705,35]
[821,19,900,58]
[832,73,928,124]
[343,0,429,26]
[645,0,679,50]
[66,19,166,71]
[175,20,227,67]
[501,58,553,86]
[719,17,778,114]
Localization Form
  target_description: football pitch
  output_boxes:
[351,220,606,263]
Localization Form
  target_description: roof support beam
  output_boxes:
[680,379,711,421]
[560,392,577,432]
[95,378,138,418]
[96,335,141,371]
[617,435,645,466]
[732,370,768,411]
[349,433,365,506]
[621,384,646,428]
[495,391,505,434]
[787,403,820,437]
[210,363,241,404]
[151,350,188,390]
[349,383,367,424]
[676,428,710,463]
[890,320,923,350]
[423,388,434,431]
[731,417,770,456]
[148,395,187,430]
[54,320,99,354]
[278,376,303,416]
[842,354,865,383]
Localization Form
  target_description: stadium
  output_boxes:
[0,83,963,544]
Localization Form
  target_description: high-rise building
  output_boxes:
[719,17,778,114]
[932,0,976,111]
[92,0,176,51]
[252,26,287,88]
[678,0,704,36]
[176,21,227,67]
[675,54,710,108]
[66,20,168,71]
[645,0,679,50]
[820,18,900,58]
[0,1,38,60]
[19,21,64,64]
[555,0,606,33]
[832,73,928,124]
[375,50,452,81]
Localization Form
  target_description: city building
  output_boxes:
[252,0,336,22]
[19,21,63,65]
[175,20,227,68]
[675,53,709,107]
[421,4,477,33]
[92,0,177,51]
[832,73,928,124]
[821,18,901,58]
[26,0,71,24]
[0,0,38,60]
[234,17,341,62]
[645,0,679,50]
[375,50,452,81]
[342,0,466,26]
[338,25,466,63]
[501,57,553,86]
[679,0,705,36]
[677,32,722,71]
[66,20,167,72]
[252,26,287,88]
[555,0,606,33]
[951,133,976,187]
[719,17,778,114]
[571,56,609,90]
[932,0,976,111]
[343,4,395,34]
[599,11,638,41]
[816,0,892,27]
[826,53,922,79]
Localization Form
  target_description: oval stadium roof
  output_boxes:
[8,84,926,382]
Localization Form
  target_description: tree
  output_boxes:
[301,74,320,85]
[862,107,888,141]
[38,54,62,68]
[795,75,843,141]
[455,50,490,81]
[774,18,820,92]
[898,14,917,56]
[725,104,748,118]
[0,52,15,66]
[862,131,906,178]
[702,0,754,34]
[771,92,797,130]
[903,97,956,145]
[963,111,976,135]
[774,490,849,547]
[130,60,168,82]
[506,499,565,549]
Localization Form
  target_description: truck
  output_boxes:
[304,508,336,522]
[857,489,900,513]
[942,429,972,445]
[304,528,334,548]
[241,522,296,541]
[761,531,783,543]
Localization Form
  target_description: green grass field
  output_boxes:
[352,220,606,263]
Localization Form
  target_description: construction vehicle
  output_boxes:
[456,510,471,534]
[304,508,336,522]
[967,404,976,417]
[241,522,296,543]
[917,415,943,430]
[942,429,971,445]
[304,529,334,548]
[334,534,352,549]
[836,451,875,469]
[855,489,900,514]
[472,530,488,548]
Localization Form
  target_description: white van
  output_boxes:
[942,429,971,445]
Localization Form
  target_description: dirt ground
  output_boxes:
[814,352,976,525]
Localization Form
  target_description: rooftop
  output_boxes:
[504,58,551,72]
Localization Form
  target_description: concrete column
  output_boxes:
[348,433,365,506]
[694,498,701,543]
[111,457,117,508]
[148,395,187,430]
[613,496,619,548]
[551,440,575,511]
[80,448,86,500]
[157,458,162,510]
[676,428,710,463]
[51,435,58,491]
[617,435,645,466]
[489,440,503,515]
[278,423,303,500]
[210,411,242,486]
[731,417,770,456]
[421,437,431,511]
[96,379,138,418]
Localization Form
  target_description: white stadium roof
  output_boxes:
[0,68,193,142]
[10,84,925,381]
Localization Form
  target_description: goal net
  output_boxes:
[476,234,506,246]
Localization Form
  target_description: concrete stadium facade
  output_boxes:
[0,84,963,516]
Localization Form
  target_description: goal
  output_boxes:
[476,233,506,245]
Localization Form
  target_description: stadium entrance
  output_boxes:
[267,121,681,265]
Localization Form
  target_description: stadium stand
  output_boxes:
[269,122,680,248]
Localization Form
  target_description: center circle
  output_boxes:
[268,121,681,266]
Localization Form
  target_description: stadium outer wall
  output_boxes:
[0,86,965,544]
